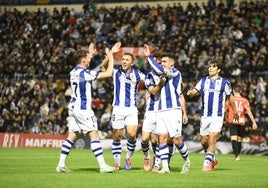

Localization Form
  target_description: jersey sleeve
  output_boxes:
[194,79,202,92]
[145,72,160,89]
[176,73,182,95]
[147,55,164,75]
[225,79,232,96]
[139,70,146,81]
[147,55,178,78]
[84,69,98,81]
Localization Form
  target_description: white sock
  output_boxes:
[91,140,106,168]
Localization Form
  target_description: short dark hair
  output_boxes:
[152,52,163,61]
[233,85,242,93]
[161,52,174,59]
[208,59,222,70]
[73,49,88,65]
[123,52,134,62]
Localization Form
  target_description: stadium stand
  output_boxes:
[0,0,179,6]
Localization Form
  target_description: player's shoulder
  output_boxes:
[235,95,249,102]
[241,96,249,103]
[133,67,145,77]
[136,68,145,74]
[219,76,232,85]
[218,75,229,81]
[145,71,154,77]
[200,76,208,81]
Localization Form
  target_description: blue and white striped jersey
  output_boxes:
[68,66,99,111]
[147,55,163,76]
[112,67,145,108]
[145,70,161,112]
[147,55,178,78]
[158,70,182,111]
[194,76,232,117]
[147,55,182,111]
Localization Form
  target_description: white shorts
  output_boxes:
[200,116,224,136]
[142,111,157,134]
[67,109,98,134]
[156,108,182,137]
[112,106,138,129]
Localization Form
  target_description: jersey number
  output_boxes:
[72,82,78,97]
[235,101,243,111]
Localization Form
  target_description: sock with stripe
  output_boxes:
[126,139,137,158]
[112,141,122,165]
[58,138,73,167]
[91,139,106,168]
[203,151,214,167]
[141,141,150,159]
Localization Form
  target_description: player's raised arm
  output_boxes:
[102,42,121,69]
[88,43,96,62]
[98,48,114,79]
[111,42,122,53]
[143,44,164,75]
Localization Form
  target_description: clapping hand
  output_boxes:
[88,43,96,56]
[111,42,121,53]
[143,44,150,57]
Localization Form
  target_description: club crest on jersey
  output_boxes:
[120,76,134,84]
[130,73,135,80]
[145,79,151,86]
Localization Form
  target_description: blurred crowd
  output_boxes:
[0,0,267,143]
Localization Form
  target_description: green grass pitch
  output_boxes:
[0,148,267,188]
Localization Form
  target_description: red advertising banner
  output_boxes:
[114,46,154,64]
[0,133,67,148]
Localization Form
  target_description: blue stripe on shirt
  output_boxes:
[200,77,206,115]
[207,80,215,116]
[114,71,121,106]
[133,69,141,107]
[173,73,181,107]
[125,82,131,107]
[218,79,225,116]
[79,70,87,110]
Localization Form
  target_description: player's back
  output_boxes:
[68,66,95,110]
[226,95,249,125]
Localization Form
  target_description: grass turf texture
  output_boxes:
[0,148,267,188]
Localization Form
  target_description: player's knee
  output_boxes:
[112,131,123,141]
[141,134,150,142]
[201,139,208,149]
[128,134,136,140]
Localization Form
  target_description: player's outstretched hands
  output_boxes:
[111,42,121,54]
[143,44,151,57]
[88,43,97,57]
[187,89,195,96]
[105,47,113,62]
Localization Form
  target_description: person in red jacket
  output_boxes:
[225,85,258,160]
